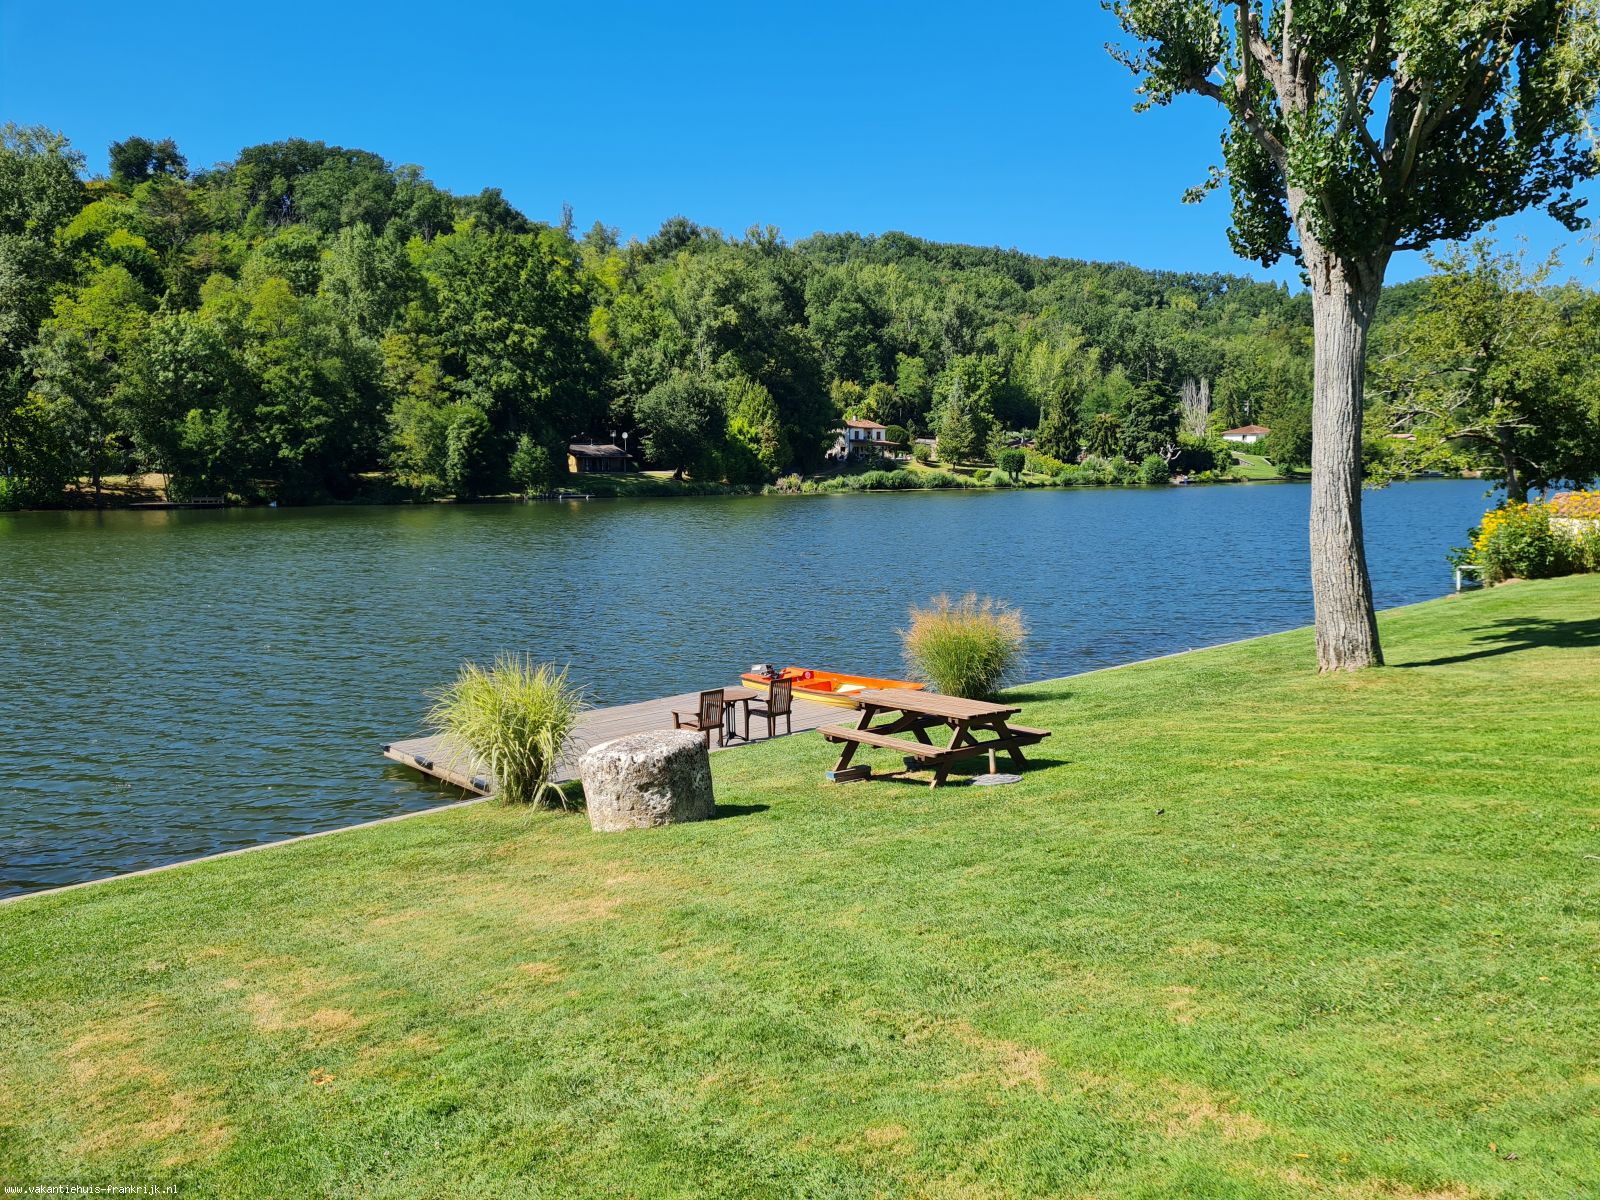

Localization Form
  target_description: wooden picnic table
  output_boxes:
[817,688,1051,789]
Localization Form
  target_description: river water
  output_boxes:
[1,480,1490,896]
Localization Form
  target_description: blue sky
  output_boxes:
[3,0,1594,288]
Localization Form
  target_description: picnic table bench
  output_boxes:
[817,688,1051,789]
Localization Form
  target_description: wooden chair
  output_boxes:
[746,677,794,740]
[673,689,725,747]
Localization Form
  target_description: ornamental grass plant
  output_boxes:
[901,592,1027,700]
[427,656,588,806]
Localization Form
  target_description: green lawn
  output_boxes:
[4,577,1599,1197]
[1231,452,1287,480]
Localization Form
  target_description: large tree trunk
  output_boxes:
[1496,426,1525,503]
[1307,254,1384,671]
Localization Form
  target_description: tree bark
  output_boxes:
[1307,252,1384,671]
[1496,426,1525,503]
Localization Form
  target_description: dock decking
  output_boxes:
[383,688,840,796]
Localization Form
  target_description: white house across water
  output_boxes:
[831,418,892,462]
[1221,424,1270,445]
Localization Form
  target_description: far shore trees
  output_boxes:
[1109,0,1600,670]
[5,120,1599,512]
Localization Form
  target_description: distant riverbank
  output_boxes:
[26,462,1331,512]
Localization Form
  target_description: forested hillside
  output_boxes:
[0,125,1414,506]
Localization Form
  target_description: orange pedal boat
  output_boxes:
[739,666,925,708]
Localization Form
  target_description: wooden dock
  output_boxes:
[383,688,840,796]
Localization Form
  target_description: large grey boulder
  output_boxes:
[579,729,716,832]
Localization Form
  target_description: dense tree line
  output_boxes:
[0,125,1592,508]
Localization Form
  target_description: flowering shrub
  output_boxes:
[1464,494,1600,583]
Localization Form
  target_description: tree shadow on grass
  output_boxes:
[710,803,771,820]
[1392,616,1600,668]
[1000,687,1073,706]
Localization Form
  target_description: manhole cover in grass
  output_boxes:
[970,773,1022,786]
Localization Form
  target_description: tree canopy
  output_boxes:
[0,122,1594,515]
[1108,0,1600,278]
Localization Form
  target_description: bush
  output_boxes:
[508,434,557,496]
[1573,523,1600,573]
[901,593,1028,700]
[426,656,589,806]
[1064,457,1114,486]
[885,425,910,446]
[1453,497,1600,582]
[805,468,979,494]
[997,448,1026,479]
[1470,503,1573,583]
[1172,434,1233,475]
[1091,456,1125,485]
[1025,448,1071,476]
[912,442,934,464]
[1137,454,1171,485]
[586,475,748,498]
[916,470,978,490]
[1109,456,1139,486]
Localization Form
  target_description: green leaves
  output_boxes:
[1369,238,1600,497]
[1109,0,1600,269]
[1106,0,1228,111]
[635,370,727,479]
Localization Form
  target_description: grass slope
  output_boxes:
[1231,452,1287,480]
[4,578,1599,1198]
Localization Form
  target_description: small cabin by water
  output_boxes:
[567,443,633,474]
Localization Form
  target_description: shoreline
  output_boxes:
[0,610,1401,908]
[3,469,1497,516]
